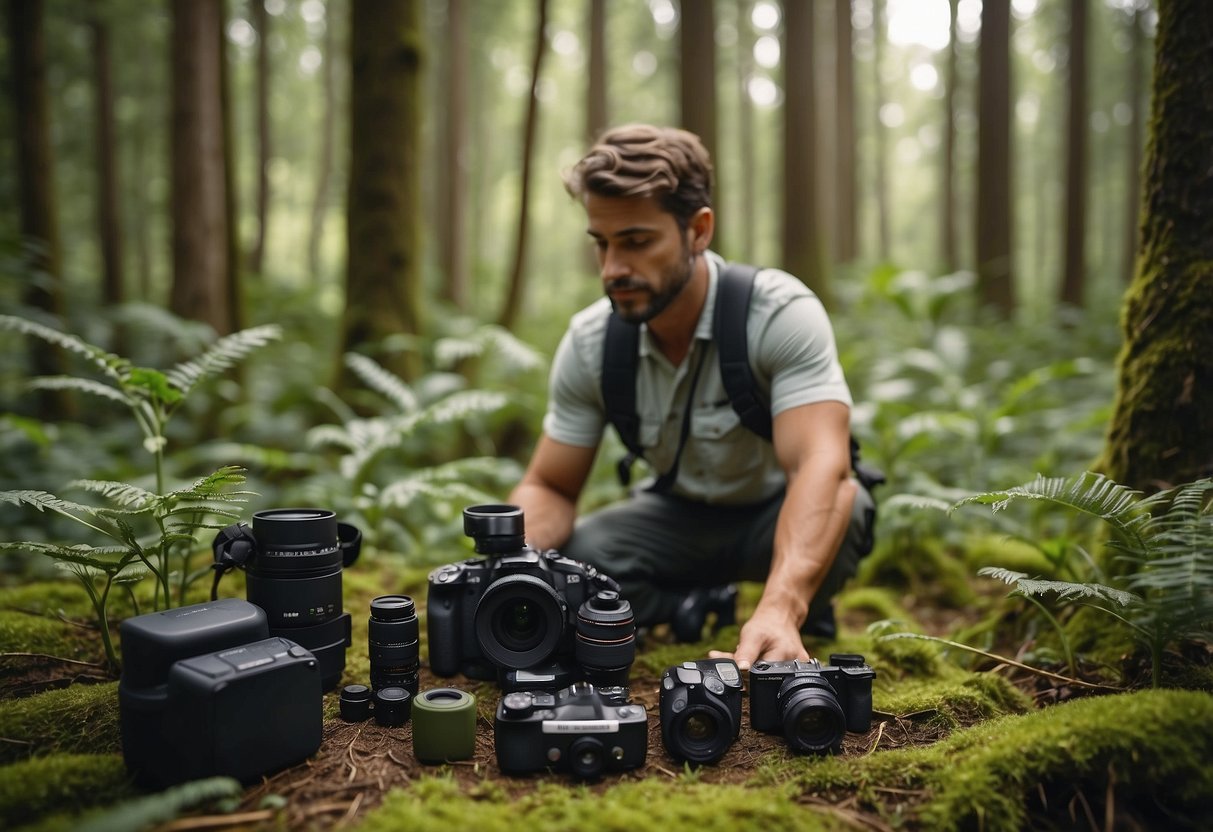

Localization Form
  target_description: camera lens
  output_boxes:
[340,684,372,722]
[369,595,420,695]
[575,591,636,686]
[779,676,846,754]
[474,575,566,669]
[568,736,606,779]
[463,504,526,554]
[374,687,412,727]
[667,703,735,764]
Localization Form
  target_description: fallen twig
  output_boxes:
[157,810,275,831]
[0,652,104,668]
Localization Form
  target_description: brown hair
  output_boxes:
[563,124,713,230]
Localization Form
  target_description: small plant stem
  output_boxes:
[1019,593,1076,677]
[97,575,120,673]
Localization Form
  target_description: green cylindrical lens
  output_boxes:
[412,687,477,764]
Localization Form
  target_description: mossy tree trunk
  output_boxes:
[1100,0,1213,492]
[341,0,423,382]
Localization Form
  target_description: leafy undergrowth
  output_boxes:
[1,558,1211,831]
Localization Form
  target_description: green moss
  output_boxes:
[785,689,1213,831]
[875,673,1030,729]
[0,582,99,620]
[868,633,944,678]
[0,754,132,830]
[0,611,93,658]
[0,683,120,764]
[961,533,1056,576]
[834,586,916,629]
[857,540,975,608]
[354,776,841,832]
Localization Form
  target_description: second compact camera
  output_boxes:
[749,654,876,754]
[659,659,742,765]
[494,682,648,778]
[427,505,635,687]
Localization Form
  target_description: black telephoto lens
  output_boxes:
[369,595,420,695]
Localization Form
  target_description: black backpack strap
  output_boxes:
[602,313,645,486]
[714,263,772,440]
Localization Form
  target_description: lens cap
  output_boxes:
[374,686,413,727]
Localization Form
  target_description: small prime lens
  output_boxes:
[374,687,412,727]
[340,684,372,722]
[780,677,846,754]
[575,591,636,686]
[369,595,420,695]
[569,736,606,780]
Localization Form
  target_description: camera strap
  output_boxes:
[209,523,257,600]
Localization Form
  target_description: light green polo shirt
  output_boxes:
[544,253,852,505]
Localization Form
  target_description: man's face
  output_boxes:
[584,194,695,325]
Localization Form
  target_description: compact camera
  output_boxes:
[211,507,361,690]
[118,598,323,787]
[749,654,876,754]
[659,659,742,765]
[494,682,648,778]
[427,505,635,687]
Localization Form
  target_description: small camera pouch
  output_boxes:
[166,637,323,783]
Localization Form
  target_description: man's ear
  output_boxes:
[688,207,715,254]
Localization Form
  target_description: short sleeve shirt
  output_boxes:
[543,253,852,504]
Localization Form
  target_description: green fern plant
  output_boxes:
[75,776,242,832]
[0,315,279,669]
[955,472,1213,687]
[304,352,522,556]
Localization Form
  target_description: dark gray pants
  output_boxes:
[561,483,875,627]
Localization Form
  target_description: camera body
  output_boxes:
[659,659,742,765]
[494,682,647,778]
[749,654,876,754]
[118,599,323,787]
[212,508,361,691]
[427,505,633,686]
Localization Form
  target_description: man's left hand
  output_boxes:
[708,604,809,671]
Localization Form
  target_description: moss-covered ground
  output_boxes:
[1,543,1210,831]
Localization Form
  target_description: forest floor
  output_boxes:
[1,556,1211,832]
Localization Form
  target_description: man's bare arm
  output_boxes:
[508,434,598,550]
[712,400,854,669]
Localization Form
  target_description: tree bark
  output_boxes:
[680,0,719,251]
[1100,0,1213,491]
[834,0,856,264]
[308,0,338,285]
[782,0,827,304]
[940,0,958,273]
[975,0,1014,315]
[1059,0,1088,309]
[1121,2,1145,287]
[587,0,607,144]
[89,0,124,310]
[736,0,755,258]
[170,0,233,335]
[248,0,270,276]
[342,0,423,380]
[440,0,470,310]
[498,0,549,330]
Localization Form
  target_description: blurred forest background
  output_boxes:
[3,0,1207,567]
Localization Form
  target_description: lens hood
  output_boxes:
[463,504,526,554]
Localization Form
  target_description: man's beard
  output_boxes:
[606,248,696,324]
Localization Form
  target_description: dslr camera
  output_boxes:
[212,507,361,691]
[118,598,323,787]
[427,504,635,688]
[749,654,876,754]
[494,682,647,778]
[659,659,742,765]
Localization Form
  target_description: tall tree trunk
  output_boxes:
[342,0,423,380]
[439,0,470,309]
[498,0,549,330]
[248,0,270,276]
[680,0,719,251]
[6,0,70,416]
[587,0,607,143]
[170,0,233,335]
[736,0,755,258]
[308,0,338,285]
[833,0,856,264]
[940,0,958,273]
[1059,0,1088,308]
[1100,0,1213,491]
[1121,2,1145,287]
[782,0,827,304]
[89,0,123,311]
[870,0,889,261]
[975,0,1014,315]
[219,0,242,332]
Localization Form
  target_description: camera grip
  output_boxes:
[426,590,461,678]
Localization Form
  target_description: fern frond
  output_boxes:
[0,314,127,381]
[379,478,499,510]
[28,376,129,405]
[0,490,105,518]
[67,480,157,509]
[952,472,1150,552]
[165,325,282,396]
[977,567,1138,607]
[1,541,133,569]
[881,493,953,513]
[481,325,546,373]
[422,389,508,424]
[75,776,243,832]
[307,424,360,452]
[433,335,481,368]
[345,352,419,413]
[163,466,249,499]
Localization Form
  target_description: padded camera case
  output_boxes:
[118,598,322,786]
